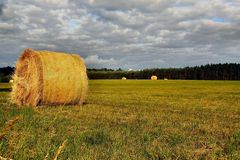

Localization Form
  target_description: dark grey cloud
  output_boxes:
[0,0,239,69]
[0,1,5,15]
[0,5,3,15]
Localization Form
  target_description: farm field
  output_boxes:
[0,80,240,159]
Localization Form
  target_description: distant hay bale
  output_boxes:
[151,75,157,80]
[164,78,168,80]
[11,48,88,106]
[9,80,14,83]
[122,77,127,80]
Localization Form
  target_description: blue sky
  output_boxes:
[0,0,240,69]
[212,17,225,23]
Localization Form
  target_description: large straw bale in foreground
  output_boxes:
[151,75,157,80]
[11,49,88,106]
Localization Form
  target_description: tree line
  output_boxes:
[0,66,14,82]
[87,63,240,80]
[0,63,239,82]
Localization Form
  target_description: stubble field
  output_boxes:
[0,80,240,159]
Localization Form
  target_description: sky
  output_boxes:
[0,0,239,69]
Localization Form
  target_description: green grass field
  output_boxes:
[0,80,240,159]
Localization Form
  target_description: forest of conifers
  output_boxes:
[87,63,240,80]
[0,63,240,82]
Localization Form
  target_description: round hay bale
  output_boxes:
[164,78,168,80]
[11,48,88,106]
[122,77,127,80]
[9,80,14,83]
[151,75,157,80]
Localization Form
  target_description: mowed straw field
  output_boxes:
[0,80,240,159]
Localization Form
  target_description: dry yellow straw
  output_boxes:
[0,155,13,160]
[0,116,22,141]
[11,48,88,106]
[53,140,67,160]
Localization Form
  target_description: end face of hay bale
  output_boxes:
[11,48,88,107]
[11,49,43,106]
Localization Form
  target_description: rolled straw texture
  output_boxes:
[11,48,88,106]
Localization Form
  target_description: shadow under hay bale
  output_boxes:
[11,48,88,106]
[0,88,12,92]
